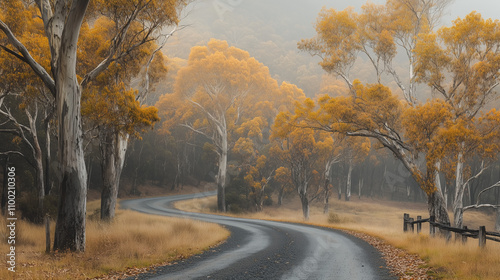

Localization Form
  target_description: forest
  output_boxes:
[1,0,500,254]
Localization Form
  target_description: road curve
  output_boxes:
[120,192,396,280]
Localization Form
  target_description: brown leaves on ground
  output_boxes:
[341,229,434,279]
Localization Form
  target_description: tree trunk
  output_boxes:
[28,110,45,223]
[496,208,500,232]
[428,190,451,239]
[53,81,87,251]
[44,119,52,196]
[337,177,342,200]
[53,0,90,252]
[34,140,45,222]
[324,160,333,214]
[100,132,128,221]
[278,186,284,206]
[299,188,309,220]
[453,152,465,229]
[345,160,353,201]
[323,182,330,214]
[216,132,228,212]
[131,141,144,196]
[217,181,226,212]
[53,85,87,251]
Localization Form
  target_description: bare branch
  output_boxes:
[137,24,187,104]
[188,99,223,128]
[0,151,25,158]
[463,203,500,211]
[463,162,489,189]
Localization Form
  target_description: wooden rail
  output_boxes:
[403,213,500,248]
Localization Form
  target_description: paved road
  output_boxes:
[120,192,396,280]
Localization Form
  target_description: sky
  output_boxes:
[185,0,500,33]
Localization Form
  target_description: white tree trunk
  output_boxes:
[32,127,45,222]
[44,117,52,196]
[323,160,333,213]
[217,128,228,212]
[53,0,90,252]
[100,132,128,221]
[346,159,353,201]
[453,151,465,229]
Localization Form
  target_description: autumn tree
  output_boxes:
[232,138,274,211]
[157,39,280,212]
[298,7,360,89]
[78,16,170,221]
[285,81,452,229]
[297,0,456,233]
[0,0,186,251]
[299,0,452,103]
[0,1,54,222]
[82,83,160,221]
[273,166,294,206]
[414,12,500,229]
[271,118,334,220]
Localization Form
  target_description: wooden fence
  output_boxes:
[403,213,500,248]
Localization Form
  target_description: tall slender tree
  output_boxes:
[157,39,280,212]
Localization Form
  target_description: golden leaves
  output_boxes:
[415,12,500,116]
[82,83,159,137]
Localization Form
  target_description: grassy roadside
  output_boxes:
[0,187,229,280]
[175,196,500,279]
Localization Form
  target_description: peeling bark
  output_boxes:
[53,0,90,252]
[428,190,451,239]
[453,151,465,229]
[100,132,129,221]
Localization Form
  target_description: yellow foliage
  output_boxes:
[82,83,159,137]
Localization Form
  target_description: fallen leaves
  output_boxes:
[341,230,434,279]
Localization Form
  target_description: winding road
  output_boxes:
[120,192,396,280]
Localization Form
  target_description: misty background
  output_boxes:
[162,0,500,97]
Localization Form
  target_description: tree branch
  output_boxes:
[81,2,154,88]
[0,20,56,96]
[0,151,25,158]
[463,204,500,211]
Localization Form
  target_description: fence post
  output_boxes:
[404,213,409,232]
[462,226,468,244]
[417,215,422,233]
[479,226,486,248]
[430,215,435,237]
[409,218,414,232]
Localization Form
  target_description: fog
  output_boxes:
[163,0,500,96]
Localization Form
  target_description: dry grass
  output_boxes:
[176,196,500,280]
[0,199,229,280]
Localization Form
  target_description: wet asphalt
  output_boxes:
[120,192,396,280]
